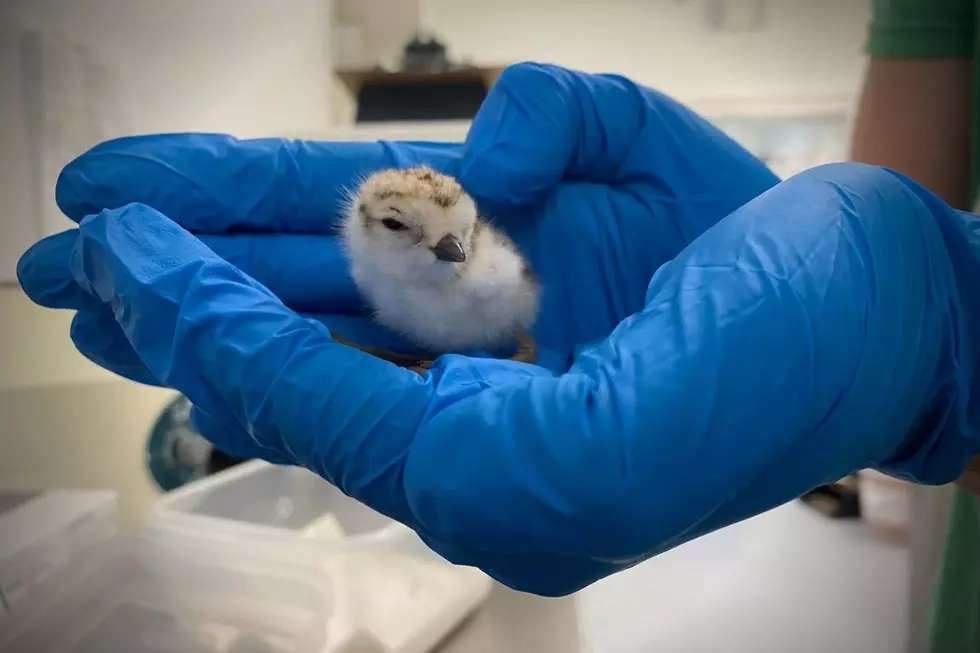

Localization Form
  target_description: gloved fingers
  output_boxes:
[195,234,365,314]
[70,202,435,524]
[55,133,462,234]
[19,227,367,315]
[459,62,778,215]
[69,310,163,387]
[58,300,425,395]
[18,230,102,310]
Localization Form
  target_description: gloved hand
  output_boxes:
[18,63,980,596]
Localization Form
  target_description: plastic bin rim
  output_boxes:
[151,460,411,549]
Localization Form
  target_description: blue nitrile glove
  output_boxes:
[17,62,980,596]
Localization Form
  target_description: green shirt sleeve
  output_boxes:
[868,0,975,58]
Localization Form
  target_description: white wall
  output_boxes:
[2,0,335,244]
[334,0,421,67]
[0,286,176,526]
[4,0,334,137]
[423,0,869,107]
[0,0,335,524]
[0,289,119,391]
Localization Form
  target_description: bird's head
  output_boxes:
[343,166,478,283]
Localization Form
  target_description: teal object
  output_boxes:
[145,394,214,492]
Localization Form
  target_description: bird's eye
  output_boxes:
[381,218,406,231]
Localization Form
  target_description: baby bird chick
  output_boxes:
[341,166,540,354]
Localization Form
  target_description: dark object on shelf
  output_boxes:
[401,33,451,74]
[354,72,489,122]
[799,475,861,519]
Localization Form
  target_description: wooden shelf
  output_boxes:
[335,66,506,96]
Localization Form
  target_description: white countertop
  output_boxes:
[436,501,908,653]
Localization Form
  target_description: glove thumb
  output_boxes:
[458,62,646,208]
[457,62,778,217]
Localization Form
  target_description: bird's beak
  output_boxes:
[430,234,466,263]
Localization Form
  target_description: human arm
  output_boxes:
[849,0,975,209]
[850,58,973,207]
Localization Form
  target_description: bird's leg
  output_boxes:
[512,330,538,365]
[329,332,434,373]
[330,330,539,375]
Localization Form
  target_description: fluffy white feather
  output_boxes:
[341,166,540,353]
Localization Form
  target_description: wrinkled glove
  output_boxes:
[17,62,980,596]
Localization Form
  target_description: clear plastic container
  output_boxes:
[0,490,117,621]
[149,461,491,653]
[149,461,399,545]
[0,531,335,653]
